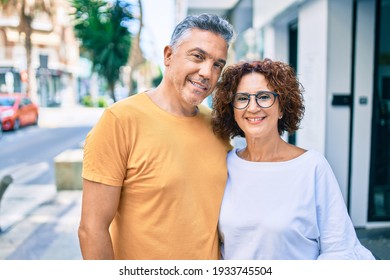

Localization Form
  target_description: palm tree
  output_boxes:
[0,0,54,97]
[70,0,133,102]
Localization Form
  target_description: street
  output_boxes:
[0,106,103,184]
[0,126,91,185]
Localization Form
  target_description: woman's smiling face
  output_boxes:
[234,72,282,140]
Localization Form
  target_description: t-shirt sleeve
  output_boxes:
[314,155,375,260]
[82,108,129,187]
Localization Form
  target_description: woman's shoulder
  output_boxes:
[299,149,333,172]
[280,146,329,168]
[283,144,306,161]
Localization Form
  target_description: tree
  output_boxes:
[0,0,54,97]
[70,0,133,102]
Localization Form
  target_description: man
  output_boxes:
[78,13,235,260]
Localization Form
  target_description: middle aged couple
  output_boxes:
[78,13,375,260]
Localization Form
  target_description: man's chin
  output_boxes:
[186,94,207,106]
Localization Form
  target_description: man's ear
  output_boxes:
[163,46,173,67]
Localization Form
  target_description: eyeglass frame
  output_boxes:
[232,91,279,110]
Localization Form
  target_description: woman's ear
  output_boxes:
[279,108,284,119]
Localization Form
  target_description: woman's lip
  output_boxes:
[245,116,266,124]
[247,117,265,121]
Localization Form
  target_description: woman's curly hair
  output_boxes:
[211,58,305,141]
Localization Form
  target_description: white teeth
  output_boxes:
[247,117,265,122]
[190,81,207,90]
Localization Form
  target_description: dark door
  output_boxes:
[288,19,298,145]
[368,0,390,221]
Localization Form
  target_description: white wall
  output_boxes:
[273,23,289,63]
[296,0,328,153]
[349,0,376,226]
[253,0,302,29]
[325,0,353,203]
[140,0,177,70]
[263,26,276,59]
[257,0,297,62]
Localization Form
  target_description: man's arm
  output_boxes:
[78,178,121,259]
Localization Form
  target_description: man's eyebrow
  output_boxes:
[189,47,226,66]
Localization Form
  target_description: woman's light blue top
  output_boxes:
[219,149,375,260]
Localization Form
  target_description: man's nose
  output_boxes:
[198,61,213,79]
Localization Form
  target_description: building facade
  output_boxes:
[0,0,79,107]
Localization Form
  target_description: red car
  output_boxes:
[0,93,39,131]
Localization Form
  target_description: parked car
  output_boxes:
[0,93,39,131]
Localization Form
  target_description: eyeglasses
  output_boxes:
[232,91,279,110]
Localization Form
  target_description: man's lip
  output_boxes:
[189,80,208,91]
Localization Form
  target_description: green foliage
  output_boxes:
[131,78,138,95]
[152,67,163,87]
[97,96,109,107]
[81,95,110,108]
[70,0,134,101]
[81,95,94,107]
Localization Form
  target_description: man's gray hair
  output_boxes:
[169,13,235,50]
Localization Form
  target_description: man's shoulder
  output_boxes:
[111,92,146,108]
[197,104,212,121]
[107,92,150,116]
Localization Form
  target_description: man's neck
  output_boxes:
[146,86,199,117]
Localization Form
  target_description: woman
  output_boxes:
[212,59,375,260]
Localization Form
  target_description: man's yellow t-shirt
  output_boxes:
[82,92,230,259]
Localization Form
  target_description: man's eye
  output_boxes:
[193,53,203,60]
[214,63,224,69]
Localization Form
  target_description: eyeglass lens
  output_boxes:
[233,91,276,109]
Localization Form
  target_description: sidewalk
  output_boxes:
[356,227,390,260]
[0,186,82,260]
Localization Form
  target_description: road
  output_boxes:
[0,126,90,185]
[0,106,103,185]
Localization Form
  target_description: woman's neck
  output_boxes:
[239,133,306,162]
[239,136,287,162]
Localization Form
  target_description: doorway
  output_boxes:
[368,0,390,221]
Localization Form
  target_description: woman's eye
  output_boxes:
[258,94,271,100]
[236,96,249,101]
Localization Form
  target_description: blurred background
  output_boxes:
[0,0,390,259]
